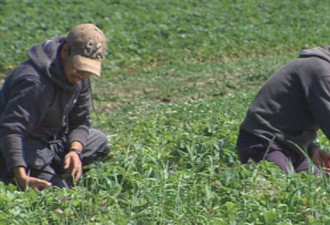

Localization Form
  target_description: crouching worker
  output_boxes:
[236,46,330,174]
[0,24,111,191]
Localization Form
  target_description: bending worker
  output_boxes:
[0,23,111,190]
[237,46,330,174]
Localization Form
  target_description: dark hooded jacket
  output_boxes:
[0,37,91,170]
[241,46,330,151]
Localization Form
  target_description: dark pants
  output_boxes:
[236,129,319,174]
[0,128,110,188]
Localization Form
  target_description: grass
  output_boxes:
[1,0,330,224]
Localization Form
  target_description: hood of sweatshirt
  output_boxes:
[27,36,77,91]
[299,46,330,63]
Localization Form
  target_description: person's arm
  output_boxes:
[67,79,91,148]
[0,76,51,190]
[307,76,330,171]
[308,77,330,140]
[64,80,91,182]
[13,166,51,191]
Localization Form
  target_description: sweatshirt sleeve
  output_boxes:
[67,80,91,147]
[0,77,48,170]
[308,76,330,139]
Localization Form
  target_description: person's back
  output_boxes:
[237,46,330,173]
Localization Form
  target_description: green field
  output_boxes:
[1,0,330,224]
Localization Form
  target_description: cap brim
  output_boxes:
[71,55,102,77]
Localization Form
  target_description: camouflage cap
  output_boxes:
[66,23,107,76]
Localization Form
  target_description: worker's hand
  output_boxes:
[309,147,330,171]
[64,151,82,182]
[20,177,52,191]
[14,167,51,191]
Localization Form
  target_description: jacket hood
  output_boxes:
[27,36,77,91]
[299,46,330,63]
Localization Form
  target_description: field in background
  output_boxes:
[1,0,330,224]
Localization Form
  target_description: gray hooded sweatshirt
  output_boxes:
[0,37,91,170]
[241,46,330,150]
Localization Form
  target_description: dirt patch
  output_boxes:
[113,88,157,98]
[187,78,216,87]
[95,103,124,114]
